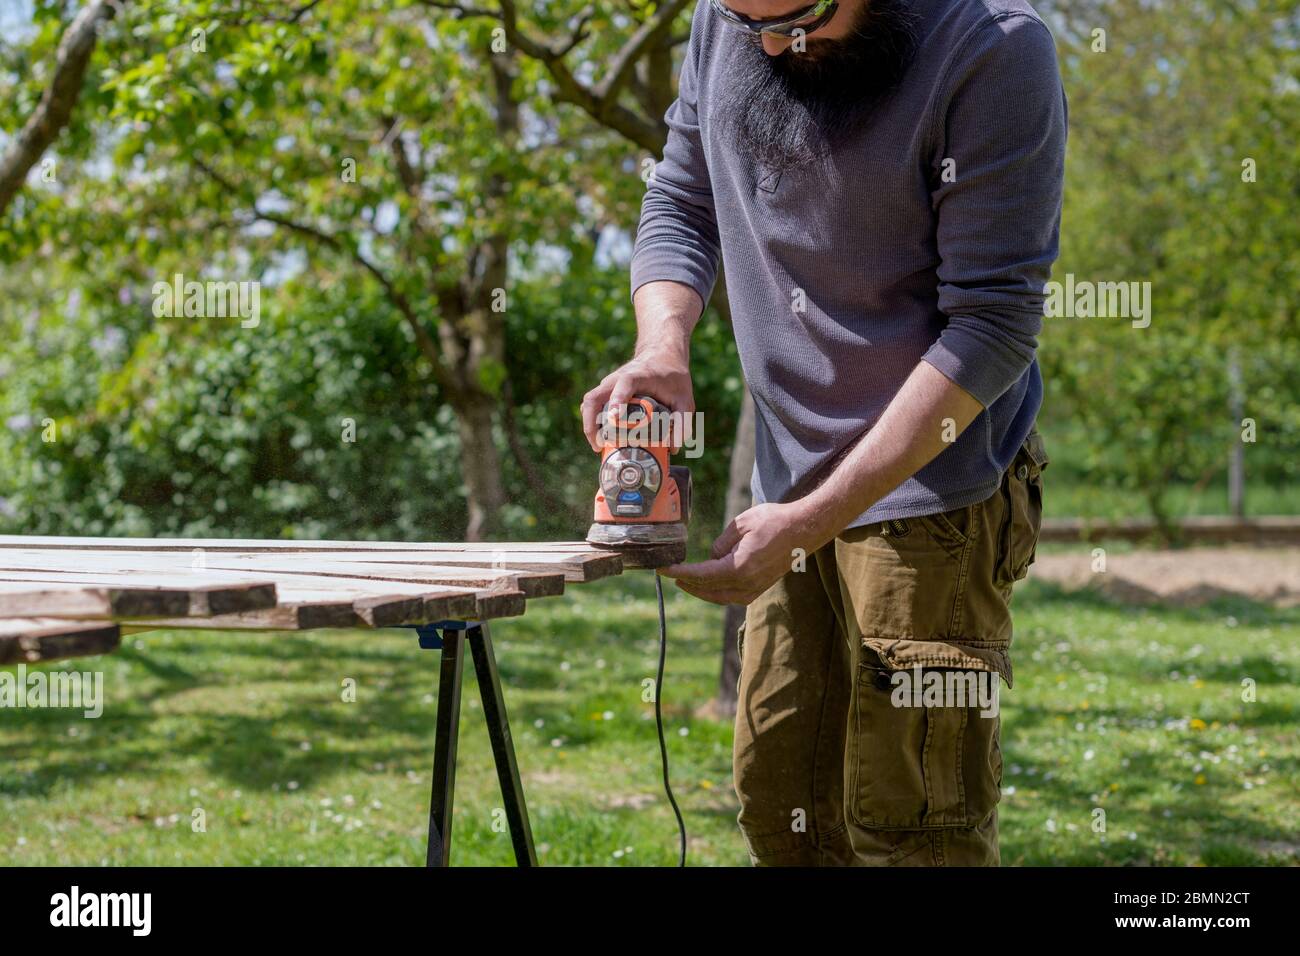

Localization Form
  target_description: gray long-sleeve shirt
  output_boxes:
[631,0,1067,525]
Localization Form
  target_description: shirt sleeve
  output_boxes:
[920,13,1067,408]
[628,0,722,307]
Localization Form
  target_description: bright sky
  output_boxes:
[0,0,35,41]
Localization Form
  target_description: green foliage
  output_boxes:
[0,261,741,542]
[1038,0,1300,521]
[0,0,1296,539]
[0,276,471,537]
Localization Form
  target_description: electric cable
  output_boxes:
[654,572,687,867]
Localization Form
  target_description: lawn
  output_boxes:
[1,574,1296,866]
[1044,479,1300,523]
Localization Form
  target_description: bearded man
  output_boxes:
[582,0,1066,866]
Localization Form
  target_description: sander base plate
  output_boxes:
[586,522,687,568]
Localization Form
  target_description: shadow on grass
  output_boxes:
[0,600,648,797]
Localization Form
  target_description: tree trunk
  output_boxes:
[699,274,757,716]
[716,382,756,716]
[443,53,515,543]
[1227,349,1246,519]
[454,390,507,541]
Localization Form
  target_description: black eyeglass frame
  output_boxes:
[707,0,841,38]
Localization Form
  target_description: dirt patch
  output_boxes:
[602,792,658,810]
[1029,547,1300,608]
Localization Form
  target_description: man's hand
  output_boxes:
[659,501,824,606]
[582,280,703,452]
[580,349,694,452]
[660,361,986,607]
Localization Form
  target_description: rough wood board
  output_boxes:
[0,575,276,619]
[0,570,366,628]
[0,544,616,584]
[0,581,190,619]
[0,537,606,632]
[129,585,519,631]
[0,560,513,625]
[0,618,121,664]
[0,572,443,628]
[195,554,565,597]
[0,535,613,553]
[268,552,618,582]
[133,600,360,631]
[40,551,567,598]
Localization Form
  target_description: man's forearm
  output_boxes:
[795,360,985,547]
[632,280,705,361]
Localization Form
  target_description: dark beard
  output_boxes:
[720,0,920,173]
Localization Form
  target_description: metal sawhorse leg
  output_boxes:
[412,620,537,867]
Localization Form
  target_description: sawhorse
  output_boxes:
[409,621,537,867]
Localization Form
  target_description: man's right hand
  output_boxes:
[581,349,694,452]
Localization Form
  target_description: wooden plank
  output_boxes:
[0,581,188,619]
[0,535,608,552]
[0,552,560,599]
[0,536,625,581]
[0,576,276,620]
[257,551,617,583]
[0,570,360,629]
[244,550,617,582]
[0,568,485,629]
[129,584,517,632]
[129,589,422,629]
[0,618,121,664]
[53,551,567,598]
[160,599,358,631]
[0,551,524,628]
[176,553,566,595]
[0,548,608,587]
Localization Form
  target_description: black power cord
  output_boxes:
[654,572,687,867]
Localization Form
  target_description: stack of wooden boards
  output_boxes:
[0,535,676,665]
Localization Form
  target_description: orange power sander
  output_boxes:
[586,396,691,557]
[588,396,692,864]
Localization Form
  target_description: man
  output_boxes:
[582,0,1065,866]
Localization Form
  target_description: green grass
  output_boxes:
[1,575,1296,866]
[1044,479,1300,522]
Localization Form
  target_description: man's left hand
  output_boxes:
[659,501,822,606]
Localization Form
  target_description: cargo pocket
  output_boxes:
[849,637,1006,831]
[999,430,1049,585]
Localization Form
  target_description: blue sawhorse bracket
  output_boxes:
[402,620,537,867]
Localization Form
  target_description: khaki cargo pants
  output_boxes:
[733,430,1048,866]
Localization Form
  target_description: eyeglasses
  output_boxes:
[708,0,840,38]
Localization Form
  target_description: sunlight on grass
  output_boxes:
[1,575,1295,866]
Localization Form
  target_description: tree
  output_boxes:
[2,0,712,540]
[1038,0,1299,531]
[0,0,119,216]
